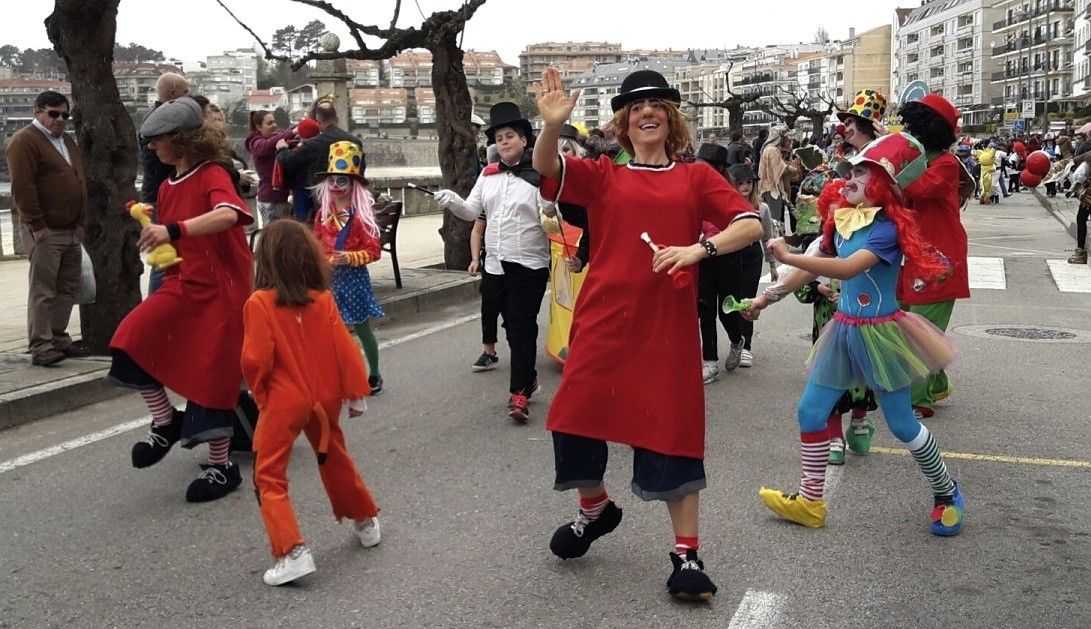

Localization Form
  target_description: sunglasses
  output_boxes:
[44,110,71,120]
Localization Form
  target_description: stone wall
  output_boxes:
[363,138,440,168]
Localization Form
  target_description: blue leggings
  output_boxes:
[798,380,922,443]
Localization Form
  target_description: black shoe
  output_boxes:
[667,549,717,602]
[60,341,92,358]
[368,375,383,395]
[549,501,622,559]
[31,348,65,367]
[185,462,242,503]
[131,411,183,469]
[471,352,499,371]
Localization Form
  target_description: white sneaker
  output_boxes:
[739,349,753,368]
[355,516,381,548]
[702,361,720,384]
[263,545,316,586]
[724,339,744,371]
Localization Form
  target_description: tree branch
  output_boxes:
[214,0,293,64]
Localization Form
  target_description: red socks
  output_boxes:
[827,414,843,441]
[579,492,609,520]
[674,535,699,557]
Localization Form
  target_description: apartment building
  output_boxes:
[0,79,70,140]
[113,62,183,108]
[566,58,691,130]
[349,88,409,128]
[822,25,893,108]
[386,51,433,88]
[989,0,1076,116]
[519,42,624,81]
[735,44,826,131]
[893,0,1004,127]
[463,51,505,87]
[245,88,284,112]
[206,49,258,93]
[347,59,381,87]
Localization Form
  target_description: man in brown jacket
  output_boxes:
[5,90,89,366]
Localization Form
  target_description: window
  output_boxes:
[931,24,944,36]
[958,37,973,50]
[907,33,919,44]
[908,53,919,63]
[932,45,945,57]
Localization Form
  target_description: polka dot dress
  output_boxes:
[332,264,384,324]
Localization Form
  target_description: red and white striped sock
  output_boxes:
[578,492,609,521]
[139,388,174,427]
[674,535,699,557]
[206,437,231,466]
[799,430,831,501]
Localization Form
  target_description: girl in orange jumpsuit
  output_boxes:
[241,219,381,586]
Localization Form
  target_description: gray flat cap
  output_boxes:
[140,96,203,138]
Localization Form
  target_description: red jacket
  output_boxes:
[898,152,971,304]
[314,210,381,265]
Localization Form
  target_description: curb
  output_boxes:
[0,367,125,432]
[1033,188,1077,239]
[0,273,479,432]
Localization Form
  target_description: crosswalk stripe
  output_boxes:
[967,256,1006,290]
[1047,260,1091,293]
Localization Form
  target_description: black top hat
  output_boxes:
[485,101,534,145]
[610,70,681,112]
[696,143,728,167]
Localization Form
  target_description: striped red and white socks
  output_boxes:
[579,492,609,521]
[674,535,699,557]
[907,425,955,497]
[140,388,174,427]
[207,437,231,466]
[800,430,831,501]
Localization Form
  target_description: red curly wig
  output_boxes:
[817,163,948,281]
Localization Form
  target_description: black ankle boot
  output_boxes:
[549,501,622,559]
[131,410,183,468]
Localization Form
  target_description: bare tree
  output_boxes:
[684,63,763,136]
[217,0,487,269]
[46,0,142,353]
[758,84,837,144]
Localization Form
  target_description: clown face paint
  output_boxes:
[329,175,353,199]
[843,165,872,206]
[843,118,874,151]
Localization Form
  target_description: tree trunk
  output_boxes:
[727,103,744,136]
[430,30,477,270]
[47,0,142,354]
[807,113,827,145]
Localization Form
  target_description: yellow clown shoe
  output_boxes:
[759,487,827,529]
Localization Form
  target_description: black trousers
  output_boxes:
[697,243,764,359]
[479,270,506,345]
[1078,202,1091,249]
[498,261,549,394]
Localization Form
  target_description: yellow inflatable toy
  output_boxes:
[127,201,182,270]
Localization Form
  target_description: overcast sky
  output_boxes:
[2,0,914,67]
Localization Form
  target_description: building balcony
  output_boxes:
[993,1,1073,34]
[991,32,1073,57]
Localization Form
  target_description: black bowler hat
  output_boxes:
[485,101,534,145]
[696,143,728,168]
[560,124,583,141]
[610,69,682,112]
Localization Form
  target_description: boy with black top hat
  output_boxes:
[435,102,552,421]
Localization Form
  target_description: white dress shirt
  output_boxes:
[451,167,550,275]
[32,118,72,165]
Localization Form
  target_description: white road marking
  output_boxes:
[1047,259,1091,293]
[0,418,148,474]
[967,256,1006,290]
[0,313,482,475]
[728,589,785,629]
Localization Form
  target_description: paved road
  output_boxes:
[0,191,1088,628]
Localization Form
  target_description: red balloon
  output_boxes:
[1019,169,1042,188]
[1025,151,1051,177]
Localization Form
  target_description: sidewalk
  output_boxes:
[0,212,476,431]
[1033,187,1079,239]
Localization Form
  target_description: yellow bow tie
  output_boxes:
[833,206,881,239]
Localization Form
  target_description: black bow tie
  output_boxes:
[499,160,541,187]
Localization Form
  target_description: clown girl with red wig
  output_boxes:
[745,133,965,536]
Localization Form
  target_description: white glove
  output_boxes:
[433,189,463,210]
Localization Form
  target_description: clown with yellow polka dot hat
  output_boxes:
[313,139,386,395]
[836,89,888,151]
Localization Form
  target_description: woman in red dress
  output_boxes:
[109,97,254,503]
[533,68,763,602]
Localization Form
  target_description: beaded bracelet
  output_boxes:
[699,238,717,258]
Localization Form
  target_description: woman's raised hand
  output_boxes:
[535,67,581,127]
